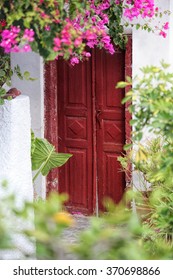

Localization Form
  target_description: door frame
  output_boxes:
[44,35,132,202]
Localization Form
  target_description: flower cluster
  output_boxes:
[124,0,155,20]
[159,22,169,38]
[0,26,35,53]
[123,0,170,38]
[48,0,115,64]
[83,0,115,54]
[0,0,170,64]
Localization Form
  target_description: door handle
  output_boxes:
[96,109,102,129]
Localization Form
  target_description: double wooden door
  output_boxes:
[57,48,125,214]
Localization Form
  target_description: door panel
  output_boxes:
[57,48,125,214]
[57,60,93,214]
[95,49,125,210]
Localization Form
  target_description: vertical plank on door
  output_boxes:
[95,49,126,210]
[57,60,94,214]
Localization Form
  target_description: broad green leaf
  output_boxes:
[32,138,72,177]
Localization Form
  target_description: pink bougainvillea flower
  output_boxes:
[124,0,155,20]
[40,12,49,19]
[83,51,91,58]
[84,30,97,41]
[87,40,97,48]
[23,29,35,42]
[12,45,20,52]
[163,22,169,30]
[11,26,21,33]
[70,57,80,66]
[22,44,32,52]
[45,25,51,31]
[159,30,167,38]
[0,26,34,53]
[54,37,61,48]
[74,37,82,47]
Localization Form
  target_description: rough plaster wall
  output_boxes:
[0,96,34,259]
[11,52,45,198]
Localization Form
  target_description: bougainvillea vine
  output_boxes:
[0,1,170,65]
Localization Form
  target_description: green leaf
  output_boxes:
[123,143,132,151]
[136,24,140,30]
[134,132,143,142]
[160,61,170,69]
[6,80,12,86]
[0,70,5,77]
[116,81,130,88]
[0,98,5,105]
[14,65,23,80]
[126,76,132,83]
[0,87,6,96]
[24,71,36,81]
[122,95,132,104]
[23,71,31,80]
[46,52,59,61]
[32,138,72,178]
[129,119,136,125]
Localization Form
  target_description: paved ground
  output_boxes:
[61,214,91,259]
[62,214,91,244]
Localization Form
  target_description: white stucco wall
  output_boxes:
[133,0,171,74]
[0,96,34,259]
[0,96,32,198]
[11,52,45,198]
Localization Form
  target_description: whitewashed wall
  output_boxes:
[133,0,171,74]
[0,96,32,199]
[0,96,34,259]
[11,52,45,198]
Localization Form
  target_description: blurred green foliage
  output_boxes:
[0,182,173,260]
[117,62,173,249]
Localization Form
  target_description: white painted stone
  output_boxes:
[0,96,34,259]
[11,52,45,199]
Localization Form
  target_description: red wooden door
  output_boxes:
[57,48,125,214]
